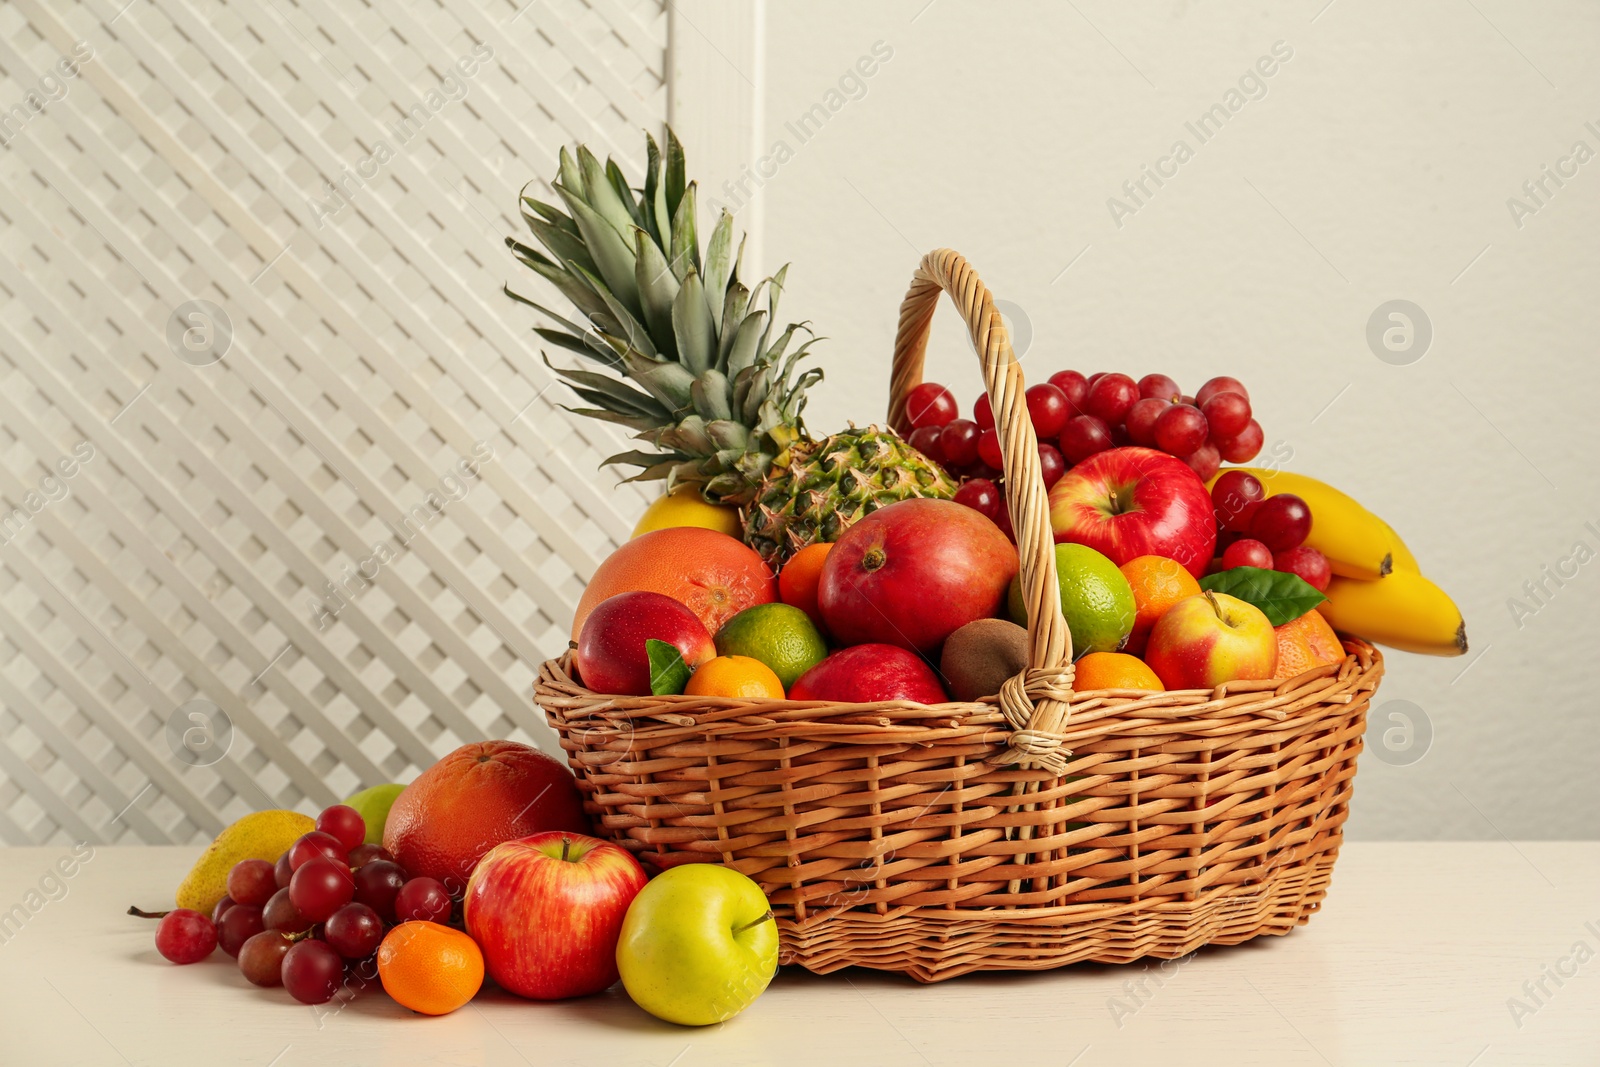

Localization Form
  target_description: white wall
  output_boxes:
[750,0,1600,839]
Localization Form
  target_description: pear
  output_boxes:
[175,809,315,913]
[343,783,406,845]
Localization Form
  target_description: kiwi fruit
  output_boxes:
[940,618,1030,702]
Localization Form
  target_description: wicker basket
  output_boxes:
[538,249,1383,982]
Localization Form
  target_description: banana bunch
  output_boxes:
[1223,467,1467,656]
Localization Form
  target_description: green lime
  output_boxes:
[1008,543,1136,657]
[343,783,406,845]
[713,603,828,690]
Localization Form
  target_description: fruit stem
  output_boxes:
[733,909,775,936]
[1203,589,1223,621]
[561,836,571,862]
[126,905,170,919]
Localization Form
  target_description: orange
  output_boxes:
[572,527,776,641]
[1073,652,1164,693]
[1273,608,1346,680]
[777,542,833,632]
[683,655,786,699]
[376,921,484,1016]
[1119,555,1202,656]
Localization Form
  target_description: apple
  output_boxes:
[1048,447,1217,578]
[1144,591,1277,689]
[788,644,948,704]
[616,863,779,1026]
[574,591,715,695]
[818,498,1018,655]
[463,831,647,1000]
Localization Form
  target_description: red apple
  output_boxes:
[574,591,715,695]
[789,644,947,704]
[818,499,1017,656]
[463,831,647,1000]
[1144,591,1277,689]
[1048,447,1218,578]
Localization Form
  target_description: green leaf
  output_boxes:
[557,188,643,319]
[1199,567,1328,627]
[669,182,700,282]
[664,127,687,219]
[671,269,715,377]
[703,210,735,324]
[646,639,693,696]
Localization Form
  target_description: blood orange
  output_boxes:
[571,527,777,641]
[383,741,588,893]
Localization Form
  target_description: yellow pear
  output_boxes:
[174,809,315,913]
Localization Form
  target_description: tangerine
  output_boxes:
[777,542,834,632]
[1073,652,1164,692]
[572,527,776,641]
[376,921,484,1016]
[1273,608,1346,680]
[1118,555,1202,656]
[683,655,786,699]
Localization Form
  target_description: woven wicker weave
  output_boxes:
[538,249,1382,982]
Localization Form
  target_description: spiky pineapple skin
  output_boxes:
[743,427,958,565]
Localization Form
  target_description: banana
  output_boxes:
[1379,518,1419,573]
[1219,467,1394,580]
[1320,572,1467,656]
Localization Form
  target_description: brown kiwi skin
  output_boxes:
[940,618,1030,702]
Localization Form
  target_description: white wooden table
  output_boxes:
[2,843,1595,1066]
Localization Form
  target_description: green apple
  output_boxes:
[616,864,778,1026]
[343,783,405,845]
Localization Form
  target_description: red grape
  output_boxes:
[1196,376,1249,407]
[1047,370,1088,414]
[1201,392,1251,438]
[212,895,236,924]
[1153,403,1208,456]
[1222,539,1274,570]
[1123,397,1169,446]
[394,877,452,924]
[263,887,310,932]
[1251,494,1312,552]
[1215,419,1264,463]
[1083,373,1138,424]
[953,477,1001,521]
[1275,546,1331,591]
[325,902,384,960]
[1137,373,1182,402]
[976,428,1004,471]
[347,843,393,869]
[993,498,1015,543]
[1211,470,1266,532]
[905,383,959,429]
[315,805,367,853]
[282,939,344,1005]
[1084,372,1106,391]
[939,419,981,467]
[352,860,408,923]
[227,859,277,908]
[155,909,216,964]
[1025,384,1071,437]
[907,425,945,465]
[1059,415,1112,464]
[973,393,994,430]
[1179,394,1197,406]
[289,857,355,924]
[238,930,292,987]
[288,831,345,872]
[217,903,265,958]
[1037,443,1066,489]
[1184,442,1221,482]
[274,852,293,889]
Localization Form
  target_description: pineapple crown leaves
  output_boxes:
[505,127,822,500]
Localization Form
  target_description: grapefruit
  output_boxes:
[383,741,588,892]
[1273,608,1347,680]
[573,527,776,640]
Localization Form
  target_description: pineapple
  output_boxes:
[507,129,954,563]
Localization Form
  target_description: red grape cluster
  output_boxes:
[152,803,454,1006]
[1210,470,1329,590]
[903,373,1265,536]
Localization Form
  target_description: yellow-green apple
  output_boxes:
[616,864,778,1026]
[1048,447,1217,578]
[574,591,714,695]
[1145,591,1277,689]
[463,831,647,1000]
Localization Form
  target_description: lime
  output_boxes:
[343,783,406,845]
[1007,543,1136,657]
[713,603,828,690]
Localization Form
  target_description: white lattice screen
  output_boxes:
[0,0,672,846]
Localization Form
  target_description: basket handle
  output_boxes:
[888,249,1075,773]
